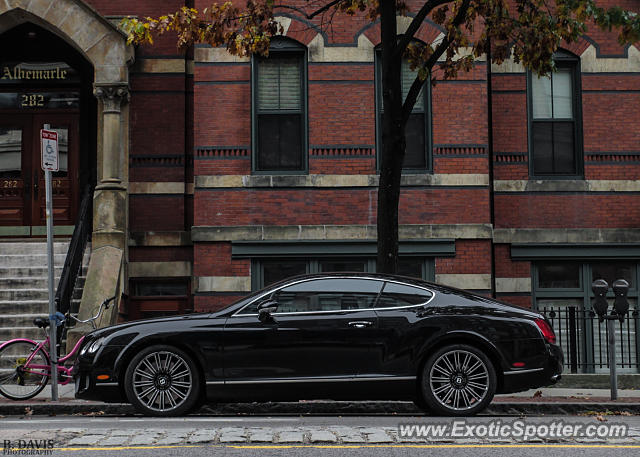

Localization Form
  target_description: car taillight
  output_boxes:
[535,318,556,345]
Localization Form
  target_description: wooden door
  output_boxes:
[0,113,79,233]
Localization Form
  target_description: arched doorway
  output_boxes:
[0,23,96,235]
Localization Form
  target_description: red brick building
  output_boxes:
[0,0,638,373]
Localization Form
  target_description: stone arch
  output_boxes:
[0,0,134,335]
[0,0,133,84]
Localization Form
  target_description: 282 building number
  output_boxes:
[20,94,45,108]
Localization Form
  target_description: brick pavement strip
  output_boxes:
[248,428,275,443]
[129,432,163,446]
[18,425,640,447]
[276,429,305,443]
[67,435,107,446]
[98,436,130,446]
[155,430,192,445]
[187,429,218,444]
[218,427,247,443]
[309,430,338,443]
[327,426,365,443]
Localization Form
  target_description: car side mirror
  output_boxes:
[257,299,278,322]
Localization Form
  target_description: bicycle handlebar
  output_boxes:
[68,295,117,330]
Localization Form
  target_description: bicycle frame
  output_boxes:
[0,335,87,386]
[0,295,115,390]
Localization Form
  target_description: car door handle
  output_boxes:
[348,321,372,328]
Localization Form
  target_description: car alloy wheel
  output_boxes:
[421,344,496,416]
[124,345,201,416]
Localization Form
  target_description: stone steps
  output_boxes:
[0,326,44,341]
[0,241,90,344]
[0,277,86,289]
[0,242,71,255]
[0,254,68,268]
[0,288,84,301]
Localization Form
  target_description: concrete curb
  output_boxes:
[1,401,640,416]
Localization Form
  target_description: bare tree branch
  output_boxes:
[395,0,453,59]
[401,0,471,123]
[306,0,348,20]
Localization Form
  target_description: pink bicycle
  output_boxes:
[0,296,116,400]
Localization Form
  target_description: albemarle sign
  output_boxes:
[1,63,70,81]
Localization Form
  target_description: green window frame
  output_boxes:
[532,260,640,374]
[251,257,435,290]
[375,46,432,173]
[252,37,308,174]
[527,50,583,178]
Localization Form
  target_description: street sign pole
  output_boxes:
[42,124,58,402]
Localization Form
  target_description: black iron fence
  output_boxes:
[541,306,640,373]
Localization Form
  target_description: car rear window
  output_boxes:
[376,282,433,308]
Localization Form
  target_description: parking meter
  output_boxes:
[612,279,630,323]
[591,279,609,322]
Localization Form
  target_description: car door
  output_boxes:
[223,277,382,381]
[372,281,437,376]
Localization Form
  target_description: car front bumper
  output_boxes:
[73,345,126,403]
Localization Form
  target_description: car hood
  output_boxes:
[85,312,211,340]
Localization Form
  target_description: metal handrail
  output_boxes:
[55,184,93,327]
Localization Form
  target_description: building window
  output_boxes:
[528,51,582,177]
[252,257,435,289]
[375,48,432,172]
[533,261,639,374]
[253,38,307,173]
[129,278,191,320]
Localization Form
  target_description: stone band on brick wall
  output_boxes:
[196,276,251,292]
[492,45,640,73]
[435,274,492,290]
[129,231,192,247]
[494,179,640,192]
[495,277,532,293]
[129,261,192,277]
[129,182,192,194]
[132,58,188,74]
[191,224,493,242]
[494,228,640,244]
[195,174,489,188]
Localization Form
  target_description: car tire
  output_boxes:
[420,344,496,416]
[124,345,201,416]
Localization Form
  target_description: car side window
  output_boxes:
[376,282,433,308]
[238,278,383,314]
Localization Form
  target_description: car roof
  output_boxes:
[263,272,436,290]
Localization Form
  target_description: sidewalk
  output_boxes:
[0,387,639,416]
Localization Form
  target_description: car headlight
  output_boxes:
[80,337,105,357]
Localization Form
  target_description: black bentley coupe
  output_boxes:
[74,273,563,416]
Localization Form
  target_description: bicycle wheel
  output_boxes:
[0,340,50,400]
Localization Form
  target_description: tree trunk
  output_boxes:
[377,127,405,273]
[376,0,405,274]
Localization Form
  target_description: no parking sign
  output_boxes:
[41,129,59,172]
